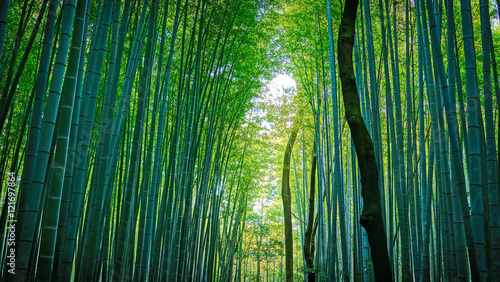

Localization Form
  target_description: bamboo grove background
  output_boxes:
[0,0,499,281]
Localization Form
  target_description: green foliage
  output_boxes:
[0,0,499,280]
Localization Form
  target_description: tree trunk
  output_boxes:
[304,147,317,282]
[337,0,392,281]
[282,122,299,282]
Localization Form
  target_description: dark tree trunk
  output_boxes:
[304,147,317,282]
[337,0,393,281]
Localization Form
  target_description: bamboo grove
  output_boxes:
[0,0,278,280]
[0,0,499,281]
